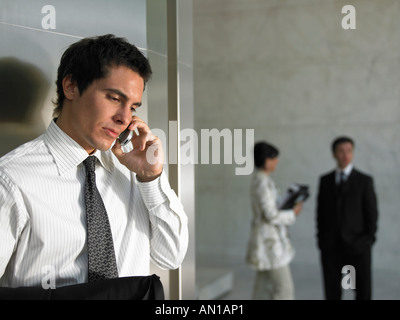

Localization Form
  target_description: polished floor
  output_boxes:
[197,253,400,300]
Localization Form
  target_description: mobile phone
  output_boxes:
[118,127,133,146]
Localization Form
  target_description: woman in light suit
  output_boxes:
[246,142,302,300]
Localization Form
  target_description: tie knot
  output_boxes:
[83,156,97,173]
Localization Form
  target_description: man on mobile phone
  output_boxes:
[0,35,188,289]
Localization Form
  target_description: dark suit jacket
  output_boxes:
[316,168,378,255]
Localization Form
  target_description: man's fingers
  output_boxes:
[120,116,161,153]
[111,139,125,159]
[128,116,148,132]
[126,116,153,151]
[131,132,158,151]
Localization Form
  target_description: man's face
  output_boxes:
[60,65,144,154]
[333,142,354,169]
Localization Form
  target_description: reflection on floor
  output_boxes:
[197,267,234,299]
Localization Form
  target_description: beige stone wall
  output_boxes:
[194,0,400,279]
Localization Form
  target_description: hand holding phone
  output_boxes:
[113,116,164,182]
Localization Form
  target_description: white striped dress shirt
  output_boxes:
[0,120,188,288]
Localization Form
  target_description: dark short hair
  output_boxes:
[331,136,354,153]
[254,141,279,169]
[53,34,152,116]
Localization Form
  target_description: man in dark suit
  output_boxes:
[316,136,378,300]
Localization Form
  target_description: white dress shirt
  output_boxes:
[246,170,296,270]
[0,120,188,288]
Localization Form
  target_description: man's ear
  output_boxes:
[62,75,78,100]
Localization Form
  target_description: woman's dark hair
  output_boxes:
[53,34,152,116]
[253,141,279,169]
[331,136,354,153]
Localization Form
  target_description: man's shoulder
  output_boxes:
[351,168,374,182]
[0,135,46,171]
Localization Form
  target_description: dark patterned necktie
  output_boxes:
[83,156,118,282]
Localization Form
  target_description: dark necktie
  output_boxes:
[337,171,346,192]
[83,156,118,282]
[340,171,346,184]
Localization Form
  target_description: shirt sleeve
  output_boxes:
[136,171,189,270]
[0,171,29,278]
[255,176,296,226]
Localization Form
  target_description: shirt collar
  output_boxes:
[336,163,353,177]
[44,119,112,176]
